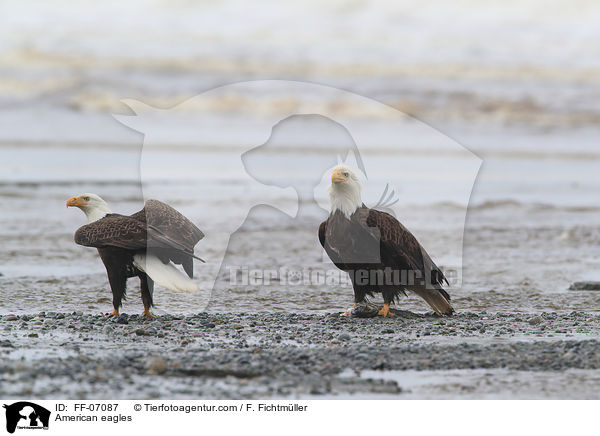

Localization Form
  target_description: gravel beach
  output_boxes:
[2,310,600,399]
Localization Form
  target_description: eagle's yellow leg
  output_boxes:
[103,309,119,317]
[377,304,395,317]
[352,303,357,309]
[142,307,156,318]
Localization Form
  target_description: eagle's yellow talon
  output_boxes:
[377,304,395,317]
[142,308,156,318]
[103,309,119,317]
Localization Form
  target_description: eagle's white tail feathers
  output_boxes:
[410,287,455,316]
[133,254,199,293]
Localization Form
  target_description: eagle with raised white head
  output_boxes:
[319,165,454,317]
[67,194,204,317]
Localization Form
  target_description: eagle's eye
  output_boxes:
[84,196,90,201]
[343,172,349,177]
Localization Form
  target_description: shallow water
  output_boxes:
[335,368,600,400]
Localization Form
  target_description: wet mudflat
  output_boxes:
[1,310,599,399]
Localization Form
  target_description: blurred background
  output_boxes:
[1,0,599,315]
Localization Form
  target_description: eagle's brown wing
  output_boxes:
[131,199,204,252]
[318,219,327,248]
[361,207,453,314]
[362,208,449,287]
[74,213,190,253]
[138,199,205,276]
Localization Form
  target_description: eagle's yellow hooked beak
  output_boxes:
[331,169,347,184]
[66,196,86,208]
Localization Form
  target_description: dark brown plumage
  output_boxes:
[319,205,454,316]
[70,196,204,317]
[75,200,204,275]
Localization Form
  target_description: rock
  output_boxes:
[569,282,600,291]
[4,314,18,321]
[528,316,543,326]
[133,327,157,337]
[349,301,380,318]
[147,357,168,375]
[338,333,351,341]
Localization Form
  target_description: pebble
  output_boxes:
[147,357,168,375]
[569,282,600,291]
[528,316,543,326]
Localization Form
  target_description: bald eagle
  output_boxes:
[319,165,454,317]
[67,194,204,317]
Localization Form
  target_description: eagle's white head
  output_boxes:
[327,165,363,218]
[66,193,112,223]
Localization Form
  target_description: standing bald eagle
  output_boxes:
[67,194,204,317]
[319,165,454,317]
